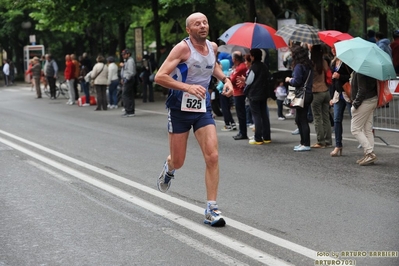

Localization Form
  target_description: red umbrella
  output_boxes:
[318,30,353,47]
[218,22,287,49]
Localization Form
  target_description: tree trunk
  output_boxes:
[151,0,162,62]
[247,0,257,22]
[118,22,127,61]
[379,13,388,37]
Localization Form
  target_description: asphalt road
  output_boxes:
[0,83,398,266]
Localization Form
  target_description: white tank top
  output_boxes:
[166,37,215,110]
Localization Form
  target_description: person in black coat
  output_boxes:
[241,48,271,145]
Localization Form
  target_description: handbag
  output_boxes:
[325,68,332,86]
[377,80,393,107]
[342,82,351,99]
[341,63,352,99]
[282,70,311,109]
[90,64,105,87]
[283,90,295,108]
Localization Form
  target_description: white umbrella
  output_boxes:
[217,44,250,55]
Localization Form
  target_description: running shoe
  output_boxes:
[231,123,237,130]
[293,144,302,150]
[249,139,263,145]
[157,161,174,193]
[204,204,226,227]
[221,125,233,131]
[295,145,311,152]
[358,152,377,166]
[121,113,135,117]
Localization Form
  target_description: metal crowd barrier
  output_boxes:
[373,78,399,145]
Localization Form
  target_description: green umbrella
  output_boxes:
[335,37,396,80]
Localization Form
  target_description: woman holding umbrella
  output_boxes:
[333,36,397,164]
[285,45,314,151]
[329,45,352,157]
[350,72,378,165]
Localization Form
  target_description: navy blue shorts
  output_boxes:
[167,109,215,133]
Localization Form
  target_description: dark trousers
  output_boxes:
[122,78,135,114]
[108,80,119,106]
[95,85,107,110]
[4,75,9,86]
[276,99,285,118]
[250,99,271,142]
[246,103,253,124]
[333,96,348,148]
[34,77,41,98]
[47,76,56,98]
[295,92,313,146]
[234,95,247,137]
[219,94,235,126]
[73,79,79,100]
[81,81,90,103]
[142,76,154,102]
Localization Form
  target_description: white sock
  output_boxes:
[166,164,174,175]
[207,201,217,210]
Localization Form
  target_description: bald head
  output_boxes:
[232,51,244,64]
[186,12,206,27]
[232,51,242,57]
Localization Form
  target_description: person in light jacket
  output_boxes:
[350,72,378,166]
[107,56,119,109]
[91,55,109,111]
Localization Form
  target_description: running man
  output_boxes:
[154,12,233,227]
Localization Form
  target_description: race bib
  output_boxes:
[180,93,206,112]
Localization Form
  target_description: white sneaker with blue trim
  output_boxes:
[157,161,174,193]
[204,203,226,227]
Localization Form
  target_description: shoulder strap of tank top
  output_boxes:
[184,37,195,51]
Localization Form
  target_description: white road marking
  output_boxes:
[0,129,340,263]
[27,160,71,182]
[0,134,294,266]
[163,228,250,266]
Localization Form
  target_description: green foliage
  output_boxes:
[378,0,399,31]
[0,0,397,74]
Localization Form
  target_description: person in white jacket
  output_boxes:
[274,79,287,120]
[107,56,119,109]
[91,55,109,111]
[3,59,10,86]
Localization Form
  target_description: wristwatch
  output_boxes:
[222,76,230,83]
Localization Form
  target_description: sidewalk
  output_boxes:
[5,81,399,148]
[148,92,399,149]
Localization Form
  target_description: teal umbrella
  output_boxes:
[335,37,396,80]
